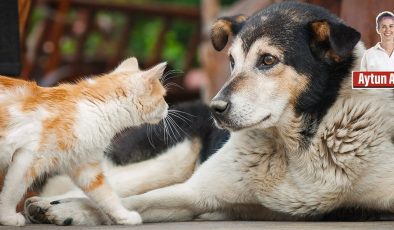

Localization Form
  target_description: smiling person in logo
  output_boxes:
[360,11,394,71]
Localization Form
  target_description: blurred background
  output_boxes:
[15,0,394,104]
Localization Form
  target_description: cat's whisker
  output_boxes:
[166,116,181,142]
[168,109,193,116]
[162,71,183,83]
[167,114,189,139]
[169,109,197,117]
[161,118,167,144]
[161,70,184,85]
[165,116,179,143]
[167,112,192,128]
[164,119,171,144]
[164,82,184,92]
[168,111,192,123]
[163,118,173,144]
[168,110,195,127]
[169,115,185,139]
[168,109,195,120]
[146,124,156,149]
[162,70,183,77]
[159,119,166,143]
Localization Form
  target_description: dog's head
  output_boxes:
[209,2,360,131]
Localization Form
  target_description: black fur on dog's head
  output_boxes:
[209,2,361,138]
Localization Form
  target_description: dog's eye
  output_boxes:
[229,55,235,69]
[257,54,278,70]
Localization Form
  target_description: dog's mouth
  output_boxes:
[215,114,272,131]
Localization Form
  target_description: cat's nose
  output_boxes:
[210,99,230,115]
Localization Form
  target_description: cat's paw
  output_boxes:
[111,210,142,225]
[25,197,110,225]
[0,212,26,226]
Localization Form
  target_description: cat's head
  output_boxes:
[112,57,168,124]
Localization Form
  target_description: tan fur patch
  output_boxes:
[311,21,330,42]
[137,78,166,114]
[25,157,59,182]
[26,167,37,182]
[34,87,77,151]
[211,20,233,50]
[276,67,309,106]
[326,49,343,62]
[0,106,9,138]
[228,66,308,108]
[310,22,343,62]
[235,15,248,23]
[0,76,28,89]
[24,73,129,151]
[84,172,105,192]
[77,73,129,102]
[226,74,249,92]
[214,20,232,36]
[150,79,166,98]
[41,115,76,151]
[74,162,100,178]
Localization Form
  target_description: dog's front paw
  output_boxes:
[111,210,142,225]
[24,196,52,224]
[0,212,26,226]
[25,197,110,225]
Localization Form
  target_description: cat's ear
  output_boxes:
[114,57,139,73]
[144,62,167,80]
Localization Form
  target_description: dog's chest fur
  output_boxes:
[225,81,394,216]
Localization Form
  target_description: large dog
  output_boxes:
[25,2,394,225]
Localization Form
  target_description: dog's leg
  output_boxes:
[121,147,260,222]
[121,183,199,222]
[108,138,200,197]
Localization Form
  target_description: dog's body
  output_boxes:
[25,2,394,225]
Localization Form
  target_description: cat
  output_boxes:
[0,57,168,226]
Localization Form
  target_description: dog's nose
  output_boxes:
[210,99,230,115]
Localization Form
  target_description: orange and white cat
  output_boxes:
[0,57,168,226]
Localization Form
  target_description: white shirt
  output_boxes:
[360,43,394,71]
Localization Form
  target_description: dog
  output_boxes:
[24,2,394,225]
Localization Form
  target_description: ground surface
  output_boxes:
[1,221,394,230]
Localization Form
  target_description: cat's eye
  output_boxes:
[256,54,278,70]
[229,55,235,70]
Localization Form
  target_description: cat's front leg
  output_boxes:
[0,150,35,226]
[68,161,142,225]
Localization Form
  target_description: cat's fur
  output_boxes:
[0,57,168,226]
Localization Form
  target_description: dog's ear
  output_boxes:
[210,15,248,51]
[309,20,360,62]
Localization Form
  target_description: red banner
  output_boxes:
[352,72,394,88]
